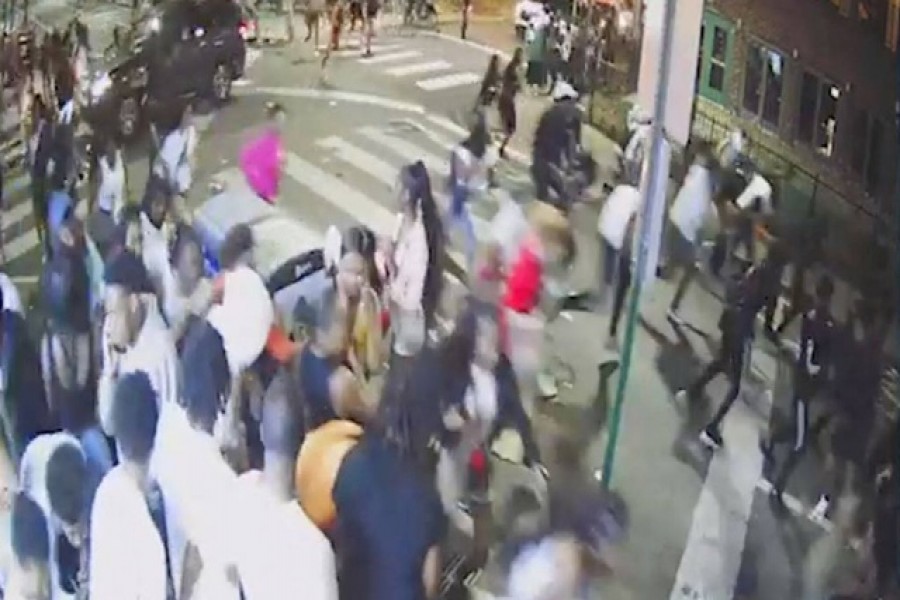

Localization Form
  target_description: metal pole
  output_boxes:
[600,0,678,489]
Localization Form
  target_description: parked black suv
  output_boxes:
[81,0,247,139]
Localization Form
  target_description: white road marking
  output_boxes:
[415,71,481,91]
[3,229,40,263]
[239,86,426,114]
[9,275,39,284]
[246,47,263,70]
[3,199,33,232]
[386,60,453,77]
[353,125,491,241]
[316,136,398,189]
[669,390,772,600]
[325,43,404,56]
[419,30,513,60]
[357,125,447,177]
[359,50,422,64]
[284,152,398,235]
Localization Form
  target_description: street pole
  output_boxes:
[600,0,677,489]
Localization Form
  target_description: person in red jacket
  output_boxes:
[500,201,572,416]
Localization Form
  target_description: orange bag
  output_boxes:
[294,420,363,532]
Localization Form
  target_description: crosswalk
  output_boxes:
[0,88,42,280]
[324,39,483,92]
[202,116,532,292]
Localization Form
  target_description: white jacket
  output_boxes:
[390,213,429,313]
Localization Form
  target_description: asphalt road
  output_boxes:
[0,7,854,597]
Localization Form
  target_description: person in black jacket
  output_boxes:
[760,274,835,506]
[0,285,54,467]
[30,95,54,257]
[676,263,759,449]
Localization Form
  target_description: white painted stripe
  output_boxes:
[316,136,398,189]
[669,390,772,600]
[3,228,39,263]
[10,274,39,284]
[326,43,404,56]
[284,151,470,270]
[419,30,513,61]
[233,79,254,87]
[358,50,422,64]
[357,125,447,177]
[385,60,452,77]
[3,199,32,231]
[354,126,491,242]
[245,48,263,69]
[415,72,481,91]
[239,87,426,114]
[284,152,398,235]
[421,113,529,165]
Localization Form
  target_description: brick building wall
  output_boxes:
[698,0,897,229]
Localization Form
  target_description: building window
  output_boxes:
[742,43,784,127]
[889,0,899,51]
[697,12,733,106]
[796,71,841,157]
[851,112,884,194]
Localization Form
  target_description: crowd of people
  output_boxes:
[0,21,626,592]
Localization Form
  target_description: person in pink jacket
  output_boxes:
[240,103,286,204]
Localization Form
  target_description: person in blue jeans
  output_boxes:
[448,114,493,272]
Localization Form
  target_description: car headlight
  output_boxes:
[89,73,112,100]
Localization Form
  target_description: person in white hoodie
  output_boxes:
[97,250,179,438]
[666,153,718,324]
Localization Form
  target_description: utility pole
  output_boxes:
[600,0,677,489]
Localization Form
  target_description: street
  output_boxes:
[0,6,862,599]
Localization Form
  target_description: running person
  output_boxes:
[304,0,327,51]
[321,0,345,76]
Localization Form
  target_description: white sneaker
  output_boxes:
[674,389,688,404]
[809,495,830,523]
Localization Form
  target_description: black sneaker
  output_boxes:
[700,426,724,450]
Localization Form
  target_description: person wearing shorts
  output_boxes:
[304,0,326,50]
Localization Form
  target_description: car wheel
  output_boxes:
[212,63,233,104]
[118,97,140,139]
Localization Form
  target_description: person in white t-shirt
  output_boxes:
[18,433,90,600]
[597,184,640,346]
[717,127,746,169]
[233,369,339,600]
[732,168,774,265]
[6,491,52,600]
[96,139,127,221]
[90,372,169,600]
[666,155,718,322]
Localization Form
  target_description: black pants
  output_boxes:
[608,252,632,338]
[769,377,818,492]
[689,336,748,430]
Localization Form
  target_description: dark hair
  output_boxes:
[11,492,50,564]
[113,371,160,463]
[170,223,202,266]
[462,112,489,159]
[260,369,303,459]
[219,224,254,271]
[815,274,835,302]
[180,320,231,433]
[400,161,444,328]
[341,226,382,294]
[104,249,154,295]
[45,442,87,526]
